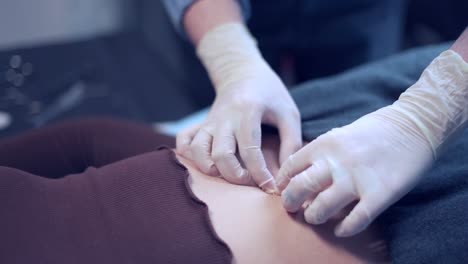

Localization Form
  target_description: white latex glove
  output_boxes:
[176,23,301,194]
[277,50,468,237]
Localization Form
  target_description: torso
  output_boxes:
[177,138,390,264]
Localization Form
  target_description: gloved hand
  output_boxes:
[277,50,468,237]
[176,23,301,194]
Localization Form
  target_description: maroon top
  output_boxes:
[0,118,232,263]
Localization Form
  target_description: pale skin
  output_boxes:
[451,27,468,61]
[185,0,243,45]
[177,134,390,264]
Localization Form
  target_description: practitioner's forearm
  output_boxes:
[184,0,243,45]
[451,27,468,62]
[183,0,268,96]
[389,29,468,156]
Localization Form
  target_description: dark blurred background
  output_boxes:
[0,0,466,138]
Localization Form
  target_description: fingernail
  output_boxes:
[260,182,279,195]
[208,164,219,176]
[263,185,279,195]
[277,179,287,192]
[236,169,251,184]
[276,173,290,191]
[259,178,279,195]
[281,193,299,212]
[281,194,291,208]
[305,208,323,224]
[315,213,324,224]
[334,225,347,237]
[239,169,248,178]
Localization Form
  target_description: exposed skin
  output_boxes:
[450,27,468,62]
[184,0,242,45]
[176,135,390,264]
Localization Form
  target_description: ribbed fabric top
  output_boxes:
[0,119,232,263]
